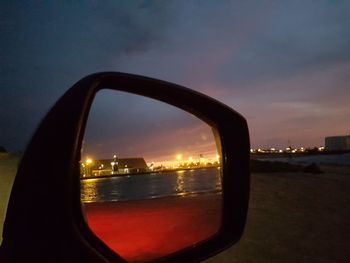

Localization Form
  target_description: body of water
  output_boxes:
[258,153,350,166]
[81,167,222,202]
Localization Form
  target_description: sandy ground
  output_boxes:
[204,166,350,263]
[0,155,18,245]
[1,156,349,262]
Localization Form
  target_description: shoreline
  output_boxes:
[80,165,220,180]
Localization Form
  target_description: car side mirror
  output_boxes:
[0,72,250,263]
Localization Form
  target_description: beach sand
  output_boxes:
[204,166,350,263]
[0,155,18,245]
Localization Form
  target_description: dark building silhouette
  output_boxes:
[325,135,350,151]
[89,157,149,176]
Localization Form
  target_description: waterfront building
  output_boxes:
[88,157,149,176]
[325,135,350,151]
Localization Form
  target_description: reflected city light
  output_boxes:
[176,173,185,194]
[80,90,223,262]
[81,178,98,203]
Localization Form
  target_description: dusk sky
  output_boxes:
[1,1,350,152]
[84,90,218,165]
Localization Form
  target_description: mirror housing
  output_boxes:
[0,72,250,262]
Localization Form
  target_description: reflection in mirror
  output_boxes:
[80,90,222,263]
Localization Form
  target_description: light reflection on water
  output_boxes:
[82,178,98,202]
[81,167,221,202]
[176,172,185,193]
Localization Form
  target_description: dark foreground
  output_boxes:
[1,157,349,262]
[204,166,350,263]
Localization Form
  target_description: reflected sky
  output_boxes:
[82,90,219,166]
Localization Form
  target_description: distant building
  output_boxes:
[325,135,350,151]
[89,157,149,176]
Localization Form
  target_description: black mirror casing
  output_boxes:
[0,72,250,263]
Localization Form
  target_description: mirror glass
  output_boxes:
[80,89,222,263]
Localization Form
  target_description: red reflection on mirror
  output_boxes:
[84,194,221,263]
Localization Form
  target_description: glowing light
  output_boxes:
[86,158,93,164]
[176,154,182,161]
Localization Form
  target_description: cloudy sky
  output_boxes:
[83,90,219,164]
[1,1,350,152]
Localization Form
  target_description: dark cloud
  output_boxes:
[0,1,172,150]
[1,1,349,151]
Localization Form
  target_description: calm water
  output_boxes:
[258,153,350,166]
[81,167,222,202]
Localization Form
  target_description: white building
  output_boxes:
[325,135,350,151]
